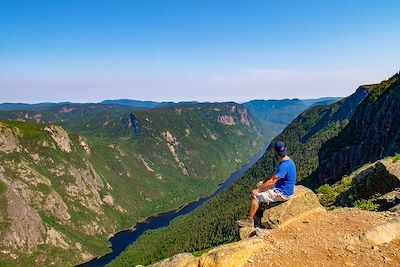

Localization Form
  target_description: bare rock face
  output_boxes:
[161,131,179,146]
[44,125,72,153]
[199,238,266,267]
[0,123,21,153]
[150,253,198,267]
[3,187,45,250]
[217,115,235,126]
[218,105,250,126]
[261,185,325,229]
[161,131,189,176]
[66,165,105,215]
[102,194,114,205]
[45,227,69,249]
[79,136,91,154]
[43,191,71,224]
[238,108,250,126]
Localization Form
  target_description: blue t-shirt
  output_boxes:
[274,159,296,196]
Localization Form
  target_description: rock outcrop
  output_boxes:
[79,136,91,154]
[0,123,21,153]
[377,189,400,211]
[217,104,251,126]
[2,183,45,250]
[150,253,198,267]
[334,158,400,209]
[261,185,325,229]
[217,115,235,125]
[199,238,266,267]
[239,186,325,239]
[45,125,72,153]
[238,108,250,126]
[161,131,189,175]
[43,191,71,224]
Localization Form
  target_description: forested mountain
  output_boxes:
[0,102,75,111]
[242,97,342,131]
[0,102,274,266]
[318,74,400,184]
[301,97,342,107]
[100,99,198,108]
[242,99,306,131]
[0,101,195,111]
[109,74,399,267]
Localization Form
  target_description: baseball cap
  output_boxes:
[274,141,287,157]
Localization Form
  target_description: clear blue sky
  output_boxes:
[1,0,399,103]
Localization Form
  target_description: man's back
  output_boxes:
[274,158,296,196]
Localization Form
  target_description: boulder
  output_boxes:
[360,216,400,245]
[199,238,266,267]
[389,203,400,214]
[348,160,400,202]
[334,159,400,209]
[238,226,256,240]
[376,189,400,210]
[262,185,325,229]
[149,253,198,267]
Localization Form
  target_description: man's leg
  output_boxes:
[236,196,259,227]
[249,198,259,219]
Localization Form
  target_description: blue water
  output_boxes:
[76,143,269,267]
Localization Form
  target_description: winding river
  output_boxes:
[77,143,269,267]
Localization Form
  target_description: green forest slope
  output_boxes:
[0,102,273,266]
[108,79,371,266]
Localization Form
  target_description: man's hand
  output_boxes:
[255,175,281,196]
[251,189,259,198]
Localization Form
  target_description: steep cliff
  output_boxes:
[318,73,400,185]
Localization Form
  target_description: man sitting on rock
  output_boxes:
[236,141,297,228]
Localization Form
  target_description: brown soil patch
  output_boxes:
[246,209,400,267]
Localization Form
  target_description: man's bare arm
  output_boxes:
[256,173,275,187]
[252,175,280,197]
[263,173,275,183]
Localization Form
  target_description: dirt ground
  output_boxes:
[246,208,400,267]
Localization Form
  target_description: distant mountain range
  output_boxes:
[0,97,341,111]
[0,97,342,133]
[100,99,199,108]
[243,97,342,130]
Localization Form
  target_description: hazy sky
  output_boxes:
[1,0,399,103]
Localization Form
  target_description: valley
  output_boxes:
[0,102,274,266]
[108,73,400,267]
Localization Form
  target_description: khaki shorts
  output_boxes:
[255,188,291,204]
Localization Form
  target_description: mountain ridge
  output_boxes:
[0,102,273,266]
[108,74,399,266]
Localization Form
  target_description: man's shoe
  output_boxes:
[236,217,254,228]
[255,227,271,238]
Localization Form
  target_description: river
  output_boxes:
[77,142,269,267]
